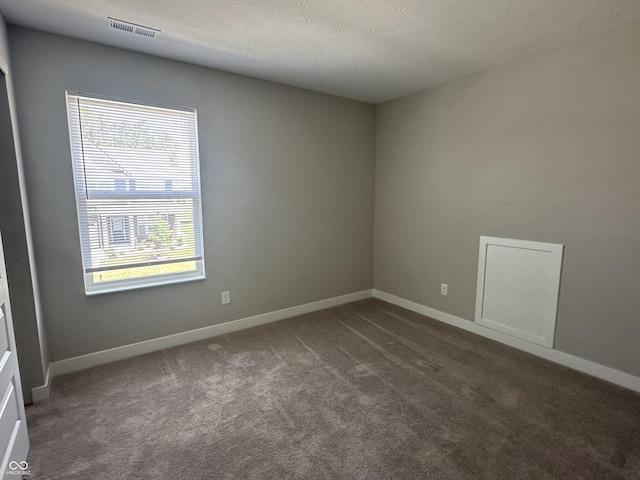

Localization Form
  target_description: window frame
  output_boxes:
[66,92,206,295]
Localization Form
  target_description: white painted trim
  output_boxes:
[30,363,52,404]
[50,290,373,379]
[45,287,640,397]
[373,289,640,394]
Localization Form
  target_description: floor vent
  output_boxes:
[107,18,160,39]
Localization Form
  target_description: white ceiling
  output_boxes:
[1,0,640,103]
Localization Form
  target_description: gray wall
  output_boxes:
[0,15,49,403]
[375,22,640,376]
[8,21,639,379]
[8,27,375,362]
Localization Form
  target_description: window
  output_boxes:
[66,93,205,294]
[108,216,130,245]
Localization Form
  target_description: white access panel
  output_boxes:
[475,236,564,348]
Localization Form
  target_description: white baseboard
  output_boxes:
[41,288,640,401]
[31,363,52,403]
[49,290,373,381]
[373,289,640,394]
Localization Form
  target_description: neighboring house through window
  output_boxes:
[66,92,205,294]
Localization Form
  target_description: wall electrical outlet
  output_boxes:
[440,283,448,296]
[221,291,231,305]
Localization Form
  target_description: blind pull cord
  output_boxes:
[76,97,90,200]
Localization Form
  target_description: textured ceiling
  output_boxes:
[1,0,640,103]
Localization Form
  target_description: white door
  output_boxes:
[0,232,29,479]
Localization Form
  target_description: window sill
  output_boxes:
[85,272,206,296]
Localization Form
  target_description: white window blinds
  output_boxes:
[66,92,205,294]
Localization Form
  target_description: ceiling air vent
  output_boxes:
[107,18,160,39]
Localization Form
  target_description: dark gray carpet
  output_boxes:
[26,299,640,479]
